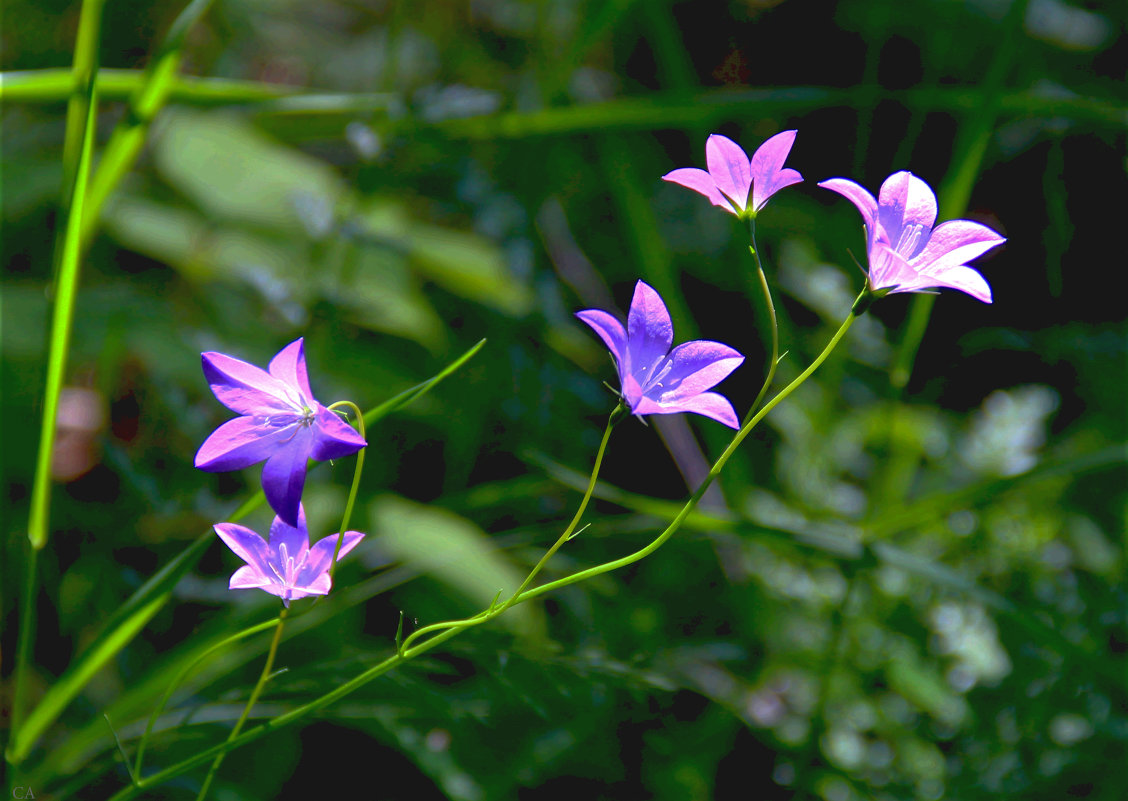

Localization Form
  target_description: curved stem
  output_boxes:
[133,617,281,779]
[400,403,624,653]
[742,215,780,425]
[109,310,857,799]
[326,400,366,583]
[194,606,288,801]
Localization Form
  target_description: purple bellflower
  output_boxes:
[195,338,366,527]
[576,280,745,429]
[818,171,1005,304]
[662,130,803,217]
[214,505,364,605]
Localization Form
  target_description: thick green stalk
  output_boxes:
[194,607,289,801]
[13,65,100,754]
[106,310,858,800]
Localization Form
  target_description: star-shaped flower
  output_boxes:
[662,130,803,217]
[195,338,367,526]
[818,171,1005,303]
[214,505,364,605]
[576,280,745,428]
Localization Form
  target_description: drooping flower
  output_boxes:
[214,505,364,605]
[818,171,1005,303]
[662,130,803,217]
[576,280,745,428]
[195,338,366,527]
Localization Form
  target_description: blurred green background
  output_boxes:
[2,0,1125,798]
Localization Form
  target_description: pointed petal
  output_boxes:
[201,351,299,416]
[866,244,921,292]
[215,523,272,579]
[195,416,298,472]
[913,220,1005,275]
[661,168,734,213]
[818,178,878,232]
[268,507,311,568]
[705,134,752,212]
[310,406,367,462]
[229,564,275,590]
[301,530,365,586]
[267,338,315,405]
[928,265,993,303]
[622,372,645,410]
[875,171,937,258]
[576,309,629,380]
[653,340,744,403]
[635,391,740,429]
[750,130,803,211]
[261,430,314,527]
[289,573,331,598]
[626,280,673,380]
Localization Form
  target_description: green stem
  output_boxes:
[108,311,856,799]
[14,63,100,749]
[133,617,281,779]
[194,607,289,801]
[742,214,780,424]
[325,400,367,583]
[400,403,624,652]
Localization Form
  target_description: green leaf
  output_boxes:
[371,495,542,638]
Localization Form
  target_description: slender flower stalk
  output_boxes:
[399,403,625,653]
[194,606,289,801]
[742,215,781,425]
[326,400,366,583]
[107,308,860,799]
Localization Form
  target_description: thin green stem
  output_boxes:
[742,215,780,424]
[400,403,624,653]
[326,400,367,583]
[133,617,281,779]
[194,607,289,801]
[108,312,857,798]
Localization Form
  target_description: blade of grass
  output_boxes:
[0,69,300,104]
[10,56,101,764]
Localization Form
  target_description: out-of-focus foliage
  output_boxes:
[2,0,1125,798]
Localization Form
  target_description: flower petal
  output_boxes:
[268,507,311,570]
[310,406,367,462]
[818,178,878,233]
[652,340,744,403]
[626,280,673,380]
[866,244,921,292]
[288,573,331,599]
[912,219,1005,275]
[195,416,299,472]
[260,428,315,527]
[705,134,752,212]
[267,338,315,405]
[215,522,273,579]
[661,167,733,213]
[576,309,629,379]
[229,564,275,590]
[635,391,740,429]
[925,265,993,303]
[201,351,299,416]
[300,530,365,586]
[750,130,803,211]
[875,171,937,258]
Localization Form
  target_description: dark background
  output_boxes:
[3,0,1126,798]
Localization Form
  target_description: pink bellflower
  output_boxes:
[818,171,1005,304]
[195,338,366,527]
[662,130,803,217]
[576,280,745,429]
[214,505,364,605]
